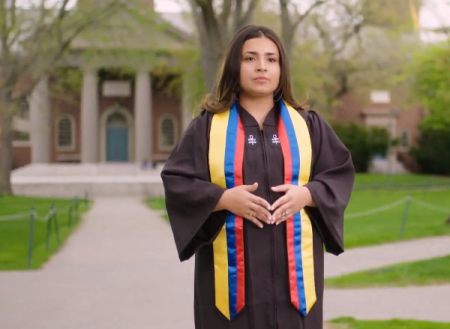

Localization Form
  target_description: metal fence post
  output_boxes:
[68,200,73,230]
[75,198,79,221]
[399,195,412,239]
[52,203,60,245]
[27,206,36,269]
[45,206,53,252]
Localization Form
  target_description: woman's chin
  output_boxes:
[243,89,276,99]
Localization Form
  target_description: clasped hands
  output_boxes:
[220,182,314,228]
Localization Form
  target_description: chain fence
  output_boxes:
[0,194,91,269]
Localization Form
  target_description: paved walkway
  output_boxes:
[0,198,195,329]
[0,198,449,329]
[325,235,450,278]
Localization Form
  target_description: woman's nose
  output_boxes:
[256,64,267,72]
[256,59,267,71]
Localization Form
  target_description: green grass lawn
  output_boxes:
[325,255,450,289]
[343,185,450,249]
[327,317,450,329]
[146,174,450,249]
[354,173,450,189]
[0,196,91,271]
[144,197,168,221]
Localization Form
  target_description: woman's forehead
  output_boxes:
[242,37,279,54]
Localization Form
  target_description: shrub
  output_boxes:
[332,122,389,172]
[410,116,450,175]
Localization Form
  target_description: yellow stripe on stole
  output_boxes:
[208,110,231,320]
[286,104,317,313]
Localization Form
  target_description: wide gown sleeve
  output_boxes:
[160,111,228,262]
[304,111,355,256]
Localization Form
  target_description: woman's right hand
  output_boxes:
[215,182,272,228]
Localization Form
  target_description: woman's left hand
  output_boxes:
[270,185,314,225]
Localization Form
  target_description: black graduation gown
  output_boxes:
[160,102,355,329]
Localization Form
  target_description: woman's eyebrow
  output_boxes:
[243,51,278,56]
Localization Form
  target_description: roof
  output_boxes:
[70,7,194,52]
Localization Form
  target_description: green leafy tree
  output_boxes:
[409,42,450,128]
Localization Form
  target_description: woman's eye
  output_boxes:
[269,58,277,62]
[245,57,254,61]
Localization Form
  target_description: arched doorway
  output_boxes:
[106,112,129,162]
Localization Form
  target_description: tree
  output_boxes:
[285,0,425,115]
[279,0,329,60]
[188,0,259,92]
[409,41,450,128]
[0,0,126,195]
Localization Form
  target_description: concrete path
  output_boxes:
[324,285,450,322]
[0,197,449,329]
[0,198,195,329]
[325,235,450,278]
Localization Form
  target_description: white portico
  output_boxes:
[27,66,192,165]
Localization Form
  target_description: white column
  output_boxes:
[30,76,50,163]
[81,68,99,163]
[134,69,152,163]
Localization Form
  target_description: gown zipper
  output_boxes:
[260,129,278,328]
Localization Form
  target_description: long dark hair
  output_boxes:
[200,25,302,113]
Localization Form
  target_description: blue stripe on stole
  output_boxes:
[224,103,239,318]
[280,101,307,315]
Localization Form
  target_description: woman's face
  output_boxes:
[239,36,281,98]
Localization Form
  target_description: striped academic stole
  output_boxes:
[208,100,316,320]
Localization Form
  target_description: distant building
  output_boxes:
[334,90,424,172]
[7,1,196,169]
[5,3,424,173]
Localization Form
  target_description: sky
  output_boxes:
[154,0,450,41]
[18,0,450,41]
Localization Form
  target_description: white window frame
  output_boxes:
[158,114,178,151]
[56,114,76,151]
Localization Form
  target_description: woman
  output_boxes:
[161,25,355,329]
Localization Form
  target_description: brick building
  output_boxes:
[4,5,424,172]
[6,2,195,169]
[334,90,424,171]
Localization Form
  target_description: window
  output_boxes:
[159,115,177,150]
[57,115,75,149]
[13,130,30,142]
[17,99,29,119]
[107,112,127,127]
[399,130,410,150]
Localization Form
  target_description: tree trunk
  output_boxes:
[279,0,294,61]
[279,0,329,61]
[190,0,259,93]
[200,43,224,92]
[0,90,14,195]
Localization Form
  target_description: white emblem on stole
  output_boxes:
[248,135,257,145]
[272,134,280,145]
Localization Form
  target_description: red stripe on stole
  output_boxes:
[277,118,300,310]
[234,118,246,312]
